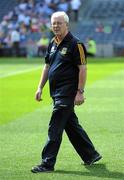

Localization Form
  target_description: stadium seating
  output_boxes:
[71,0,124,56]
[75,21,124,44]
[82,0,124,20]
[0,0,124,57]
[0,0,17,21]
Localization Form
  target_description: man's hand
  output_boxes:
[35,88,42,102]
[74,91,85,105]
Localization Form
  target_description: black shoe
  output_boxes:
[31,164,54,173]
[84,154,102,166]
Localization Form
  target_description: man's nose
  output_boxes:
[54,23,59,27]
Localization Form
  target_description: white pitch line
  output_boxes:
[0,66,41,78]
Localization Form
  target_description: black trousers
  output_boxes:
[41,97,98,168]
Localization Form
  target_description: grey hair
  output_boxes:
[51,11,69,24]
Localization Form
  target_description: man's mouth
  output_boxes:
[54,29,60,32]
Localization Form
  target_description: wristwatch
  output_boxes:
[77,89,84,94]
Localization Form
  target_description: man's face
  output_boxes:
[51,16,68,37]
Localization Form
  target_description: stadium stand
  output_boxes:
[0,0,18,21]
[82,0,124,20]
[0,0,71,57]
[72,0,124,57]
[0,0,124,57]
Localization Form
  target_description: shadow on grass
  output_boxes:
[55,164,123,179]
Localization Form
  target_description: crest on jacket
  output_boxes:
[60,47,67,55]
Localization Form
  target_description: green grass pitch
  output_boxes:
[0,57,124,180]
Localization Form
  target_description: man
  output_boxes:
[31,11,102,173]
[11,28,20,57]
[70,0,81,22]
[37,35,49,57]
[87,37,97,57]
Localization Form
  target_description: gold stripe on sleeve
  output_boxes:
[77,44,86,64]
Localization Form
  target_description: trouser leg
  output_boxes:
[41,98,74,168]
[65,111,98,162]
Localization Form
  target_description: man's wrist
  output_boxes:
[38,87,42,92]
[77,89,84,94]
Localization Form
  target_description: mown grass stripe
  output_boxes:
[1,58,124,125]
[0,66,41,78]
[0,68,124,180]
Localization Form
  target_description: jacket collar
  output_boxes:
[54,32,73,46]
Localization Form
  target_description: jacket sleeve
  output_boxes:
[72,42,87,66]
[45,38,54,64]
[45,43,51,64]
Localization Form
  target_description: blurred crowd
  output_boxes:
[0,0,82,57]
